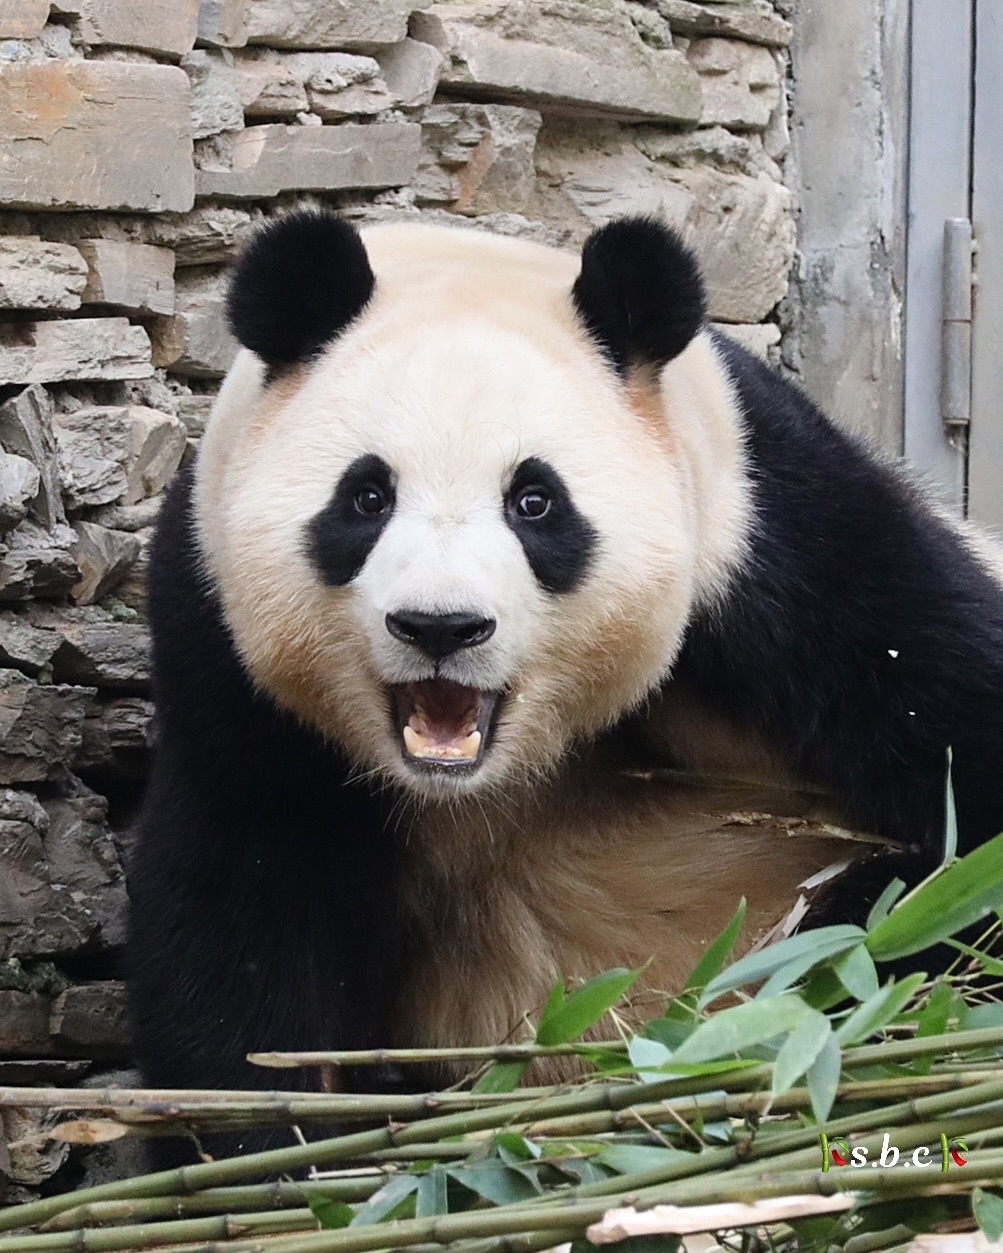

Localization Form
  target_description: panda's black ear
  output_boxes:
[227,210,375,368]
[572,217,705,375]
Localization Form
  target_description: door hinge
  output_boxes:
[941,217,974,431]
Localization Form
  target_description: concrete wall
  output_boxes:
[781,0,910,451]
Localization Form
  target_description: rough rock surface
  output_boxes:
[78,240,175,317]
[0,0,49,39]
[412,0,702,122]
[0,239,88,312]
[195,121,421,198]
[0,673,93,784]
[53,406,187,511]
[0,318,153,386]
[0,386,65,531]
[151,270,238,378]
[49,0,200,56]
[244,0,427,51]
[655,0,791,47]
[686,37,780,131]
[0,62,194,213]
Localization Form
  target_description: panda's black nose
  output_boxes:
[385,610,496,659]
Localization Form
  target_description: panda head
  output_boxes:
[196,211,748,800]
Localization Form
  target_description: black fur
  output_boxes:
[128,467,403,1164]
[671,333,1003,858]
[572,217,704,374]
[227,211,375,368]
[307,454,396,586]
[505,457,598,594]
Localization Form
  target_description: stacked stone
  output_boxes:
[0,0,792,1193]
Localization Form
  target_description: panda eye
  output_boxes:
[513,487,551,520]
[354,485,388,516]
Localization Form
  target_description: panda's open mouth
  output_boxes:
[390,680,501,772]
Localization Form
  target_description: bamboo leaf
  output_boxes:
[866,877,907,930]
[913,980,959,1075]
[535,967,643,1046]
[973,1188,1003,1243]
[701,926,866,1003]
[350,1176,418,1226]
[943,746,958,863]
[596,1145,688,1175]
[473,1061,528,1093]
[867,832,1003,961]
[806,1028,841,1122]
[671,995,811,1064]
[831,944,880,1001]
[415,1167,449,1219]
[683,897,747,992]
[771,1010,833,1098]
[627,1034,672,1078]
[448,1162,540,1206]
[964,1002,1003,1031]
[495,1135,541,1164]
[308,1198,355,1230]
[835,973,926,1046]
[947,938,1003,977]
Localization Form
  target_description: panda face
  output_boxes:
[196,217,750,800]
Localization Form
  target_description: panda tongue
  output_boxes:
[403,679,482,761]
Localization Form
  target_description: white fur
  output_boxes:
[195,221,752,798]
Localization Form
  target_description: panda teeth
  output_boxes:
[403,724,482,761]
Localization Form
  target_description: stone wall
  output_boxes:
[0,0,793,1193]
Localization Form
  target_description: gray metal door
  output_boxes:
[904,1,1002,527]
[967,5,1003,530]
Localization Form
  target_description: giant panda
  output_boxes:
[129,211,1003,1152]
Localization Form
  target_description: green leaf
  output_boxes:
[973,1189,1003,1243]
[866,877,907,930]
[700,926,866,1004]
[643,1017,698,1051]
[351,1176,419,1226]
[473,1061,528,1093]
[831,944,879,1001]
[806,1028,841,1123]
[449,1162,540,1206]
[597,1144,688,1175]
[683,897,747,992]
[800,964,853,1012]
[536,967,643,1046]
[835,973,926,1045]
[307,1198,354,1230]
[947,938,1003,977]
[671,994,811,1064]
[944,747,959,863]
[627,1034,672,1079]
[771,1010,833,1097]
[913,980,959,1075]
[495,1134,542,1164]
[415,1167,449,1219]
[964,1001,1003,1031]
[867,832,1003,962]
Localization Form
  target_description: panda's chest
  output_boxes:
[394,771,854,1080]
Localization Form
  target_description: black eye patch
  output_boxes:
[306,454,395,586]
[504,457,597,593]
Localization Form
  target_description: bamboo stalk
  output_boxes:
[247,1026,1003,1072]
[6,1070,996,1138]
[77,1149,1003,1253]
[0,1209,317,1252]
[0,1069,775,1234]
[40,1183,383,1233]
